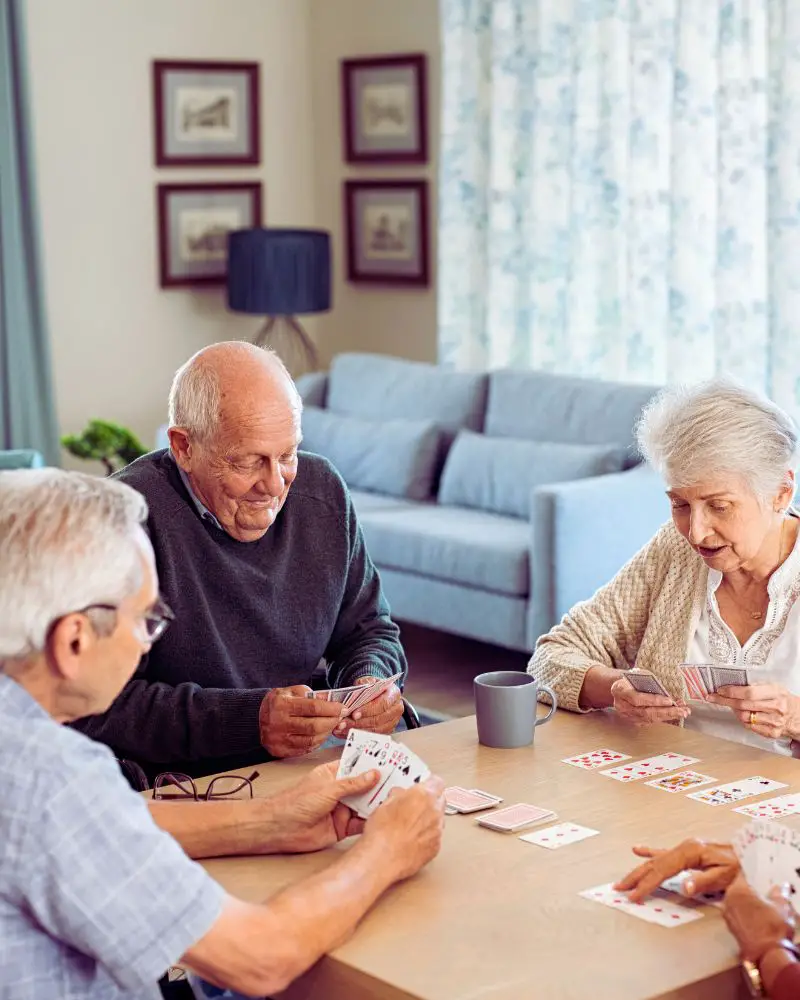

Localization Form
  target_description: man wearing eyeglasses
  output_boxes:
[0,469,445,1000]
[75,341,407,778]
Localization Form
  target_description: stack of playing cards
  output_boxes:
[445,786,503,813]
[679,663,749,701]
[475,803,557,832]
[313,671,403,719]
[336,729,429,819]
[733,820,800,912]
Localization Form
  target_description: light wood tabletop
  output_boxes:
[199,711,800,1000]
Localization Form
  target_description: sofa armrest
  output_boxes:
[527,464,668,646]
[296,370,328,408]
[0,449,45,469]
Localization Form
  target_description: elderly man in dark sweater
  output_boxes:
[76,342,406,777]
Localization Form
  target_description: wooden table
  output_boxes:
[199,712,800,1000]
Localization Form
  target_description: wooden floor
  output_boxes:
[399,621,530,719]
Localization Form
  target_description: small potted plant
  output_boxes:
[62,419,148,476]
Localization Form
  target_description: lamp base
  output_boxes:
[252,315,319,373]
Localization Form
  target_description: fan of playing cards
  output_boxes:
[337,730,430,819]
[679,663,750,701]
[314,672,403,718]
[733,819,800,912]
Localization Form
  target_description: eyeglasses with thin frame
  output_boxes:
[116,760,259,801]
[79,595,175,644]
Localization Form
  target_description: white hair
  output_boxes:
[637,377,800,500]
[0,469,149,668]
[168,342,301,443]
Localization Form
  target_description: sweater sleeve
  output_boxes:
[74,657,267,764]
[528,525,670,712]
[771,961,800,1000]
[323,489,407,689]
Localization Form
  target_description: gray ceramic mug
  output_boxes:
[474,671,557,749]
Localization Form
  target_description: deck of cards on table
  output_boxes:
[336,729,429,818]
[312,671,403,718]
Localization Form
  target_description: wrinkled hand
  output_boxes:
[334,677,404,739]
[259,685,344,758]
[363,775,446,881]
[269,760,379,853]
[610,676,690,727]
[723,873,795,963]
[707,683,800,741]
[613,838,739,903]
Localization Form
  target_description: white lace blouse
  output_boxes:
[685,527,800,756]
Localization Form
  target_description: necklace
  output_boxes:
[738,518,787,621]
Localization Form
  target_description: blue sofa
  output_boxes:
[296,353,669,652]
[0,449,45,469]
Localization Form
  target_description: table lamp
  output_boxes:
[227,227,331,371]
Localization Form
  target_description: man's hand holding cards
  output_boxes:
[337,729,431,818]
[314,673,405,738]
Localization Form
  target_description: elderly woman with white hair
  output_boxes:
[529,377,800,755]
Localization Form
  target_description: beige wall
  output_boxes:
[310,0,440,366]
[24,0,315,459]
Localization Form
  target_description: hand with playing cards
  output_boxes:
[361,776,446,880]
[267,761,382,852]
[707,683,800,741]
[614,838,739,903]
[722,873,795,963]
[610,674,690,726]
[332,675,404,739]
[259,685,345,758]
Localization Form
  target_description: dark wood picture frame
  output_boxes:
[341,53,428,164]
[153,59,260,166]
[345,179,429,287]
[157,181,263,288]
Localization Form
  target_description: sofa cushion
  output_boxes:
[438,431,627,519]
[301,407,442,501]
[351,492,530,597]
[485,370,659,461]
[326,353,487,436]
[0,449,45,470]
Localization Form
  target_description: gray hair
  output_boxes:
[0,469,149,668]
[637,377,800,500]
[168,342,300,442]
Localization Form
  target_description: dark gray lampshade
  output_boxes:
[227,228,331,315]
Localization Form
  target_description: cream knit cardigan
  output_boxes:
[528,521,708,714]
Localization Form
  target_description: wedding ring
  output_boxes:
[749,711,757,727]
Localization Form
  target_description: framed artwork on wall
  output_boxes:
[157,182,263,288]
[152,59,260,166]
[344,180,429,286]
[341,53,428,164]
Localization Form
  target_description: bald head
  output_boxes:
[168,342,301,443]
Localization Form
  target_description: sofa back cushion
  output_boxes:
[301,406,442,501]
[485,370,659,463]
[326,353,487,437]
[438,431,627,519]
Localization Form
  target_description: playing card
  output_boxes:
[708,665,749,691]
[689,776,788,807]
[519,822,599,849]
[679,664,710,701]
[339,672,404,718]
[338,730,429,818]
[735,792,800,820]
[660,871,724,907]
[470,788,503,804]
[732,820,798,899]
[625,670,673,699]
[562,749,631,770]
[579,883,703,927]
[336,729,376,777]
[445,787,500,814]
[645,770,717,794]
[476,803,556,832]
[600,753,700,782]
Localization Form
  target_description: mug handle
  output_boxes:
[534,684,557,727]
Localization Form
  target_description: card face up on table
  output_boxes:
[562,749,631,770]
[688,776,787,807]
[520,822,598,849]
[579,883,703,928]
[600,753,699,782]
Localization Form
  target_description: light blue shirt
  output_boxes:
[177,463,223,530]
[0,675,225,999]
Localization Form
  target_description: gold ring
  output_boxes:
[750,711,757,727]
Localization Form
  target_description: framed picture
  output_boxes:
[157,182,262,288]
[341,53,427,164]
[152,60,260,166]
[345,180,429,286]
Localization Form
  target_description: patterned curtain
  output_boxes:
[438,0,800,412]
[0,0,59,462]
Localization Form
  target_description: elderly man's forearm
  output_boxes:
[149,798,292,859]
[579,665,623,709]
[183,839,398,996]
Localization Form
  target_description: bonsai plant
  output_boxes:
[61,419,148,475]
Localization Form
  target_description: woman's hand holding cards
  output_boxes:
[707,683,800,741]
[614,838,739,903]
[610,675,690,726]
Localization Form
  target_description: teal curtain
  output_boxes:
[0,0,58,463]
[438,0,800,417]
